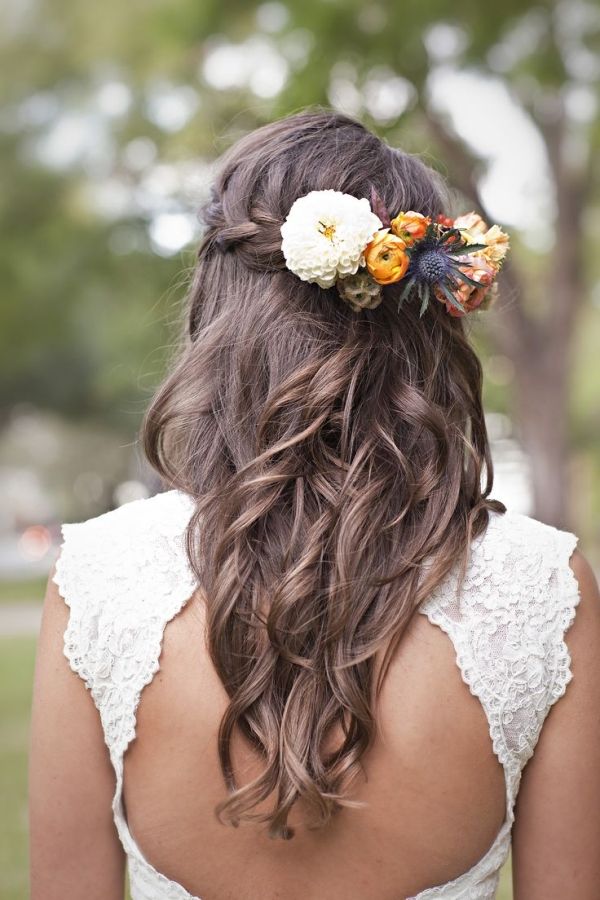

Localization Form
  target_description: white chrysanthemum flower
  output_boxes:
[280,189,383,289]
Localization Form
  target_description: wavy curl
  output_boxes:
[142,109,504,841]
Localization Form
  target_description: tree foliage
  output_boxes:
[1,0,599,525]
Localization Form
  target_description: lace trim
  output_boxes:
[547,530,581,711]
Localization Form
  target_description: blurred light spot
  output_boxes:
[424,23,468,61]
[83,177,134,219]
[555,0,600,79]
[486,10,549,73]
[328,61,362,116]
[256,2,289,32]
[3,0,38,39]
[19,526,51,562]
[202,36,288,98]
[486,411,513,441]
[132,159,212,220]
[96,80,131,117]
[357,5,387,34]
[149,212,197,256]
[135,164,182,215]
[145,82,200,132]
[555,0,600,43]
[73,471,105,504]
[486,415,533,514]
[564,83,598,123]
[1,466,53,530]
[280,29,314,67]
[563,46,600,80]
[123,137,157,171]
[114,480,150,507]
[491,442,533,515]
[9,413,61,463]
[13,92,60,130]
[363,68,416,123]
[29,111,113,174]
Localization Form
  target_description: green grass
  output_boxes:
[0,577,47,606]
[0,634,513,899]
[0,637,36,900]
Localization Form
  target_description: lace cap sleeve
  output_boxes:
[418,511,584,779]
[49,491,198,759]
[547,527,581,711]
[52,518,101,691]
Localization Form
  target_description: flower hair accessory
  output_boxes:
[280,188,509,316]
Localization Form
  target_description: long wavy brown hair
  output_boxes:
[142,109,504,841]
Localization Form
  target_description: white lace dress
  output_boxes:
[52,489,581,900]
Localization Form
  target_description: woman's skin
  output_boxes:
[29,550,600,900]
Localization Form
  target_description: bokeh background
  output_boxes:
[2,1,600,897]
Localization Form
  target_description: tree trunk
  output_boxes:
[425,109,588,530]
[511,331,571,528]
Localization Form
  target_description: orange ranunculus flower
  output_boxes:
[390,211,430,245]
[364,229,409,285]
[434,256,496,317]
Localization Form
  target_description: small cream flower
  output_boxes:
[453,212,488,248]
[454,214,509,266]
[481,224,510,264]
[280,190,382,289]
[453,212,487,235]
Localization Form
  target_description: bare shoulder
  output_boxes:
[511,548,600,899]
[569,548,600,603]
[33,557,110,771]
[30,562,125,899]
[38,560,70,646]
[558,548,600,689]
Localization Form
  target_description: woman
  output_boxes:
[29,110,600,899]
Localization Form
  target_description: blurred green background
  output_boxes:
[2,1,600,897]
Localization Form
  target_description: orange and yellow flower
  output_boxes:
[435,255,496,317]
[452,213,509,270]
[390,211,430,246]
[453,212,488,236]
[480,224,510,265]
[364,229,410,285]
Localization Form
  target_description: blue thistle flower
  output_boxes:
[397,224,488,316]
[414,248,453,283]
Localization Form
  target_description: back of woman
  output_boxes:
[29,110,600,900]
